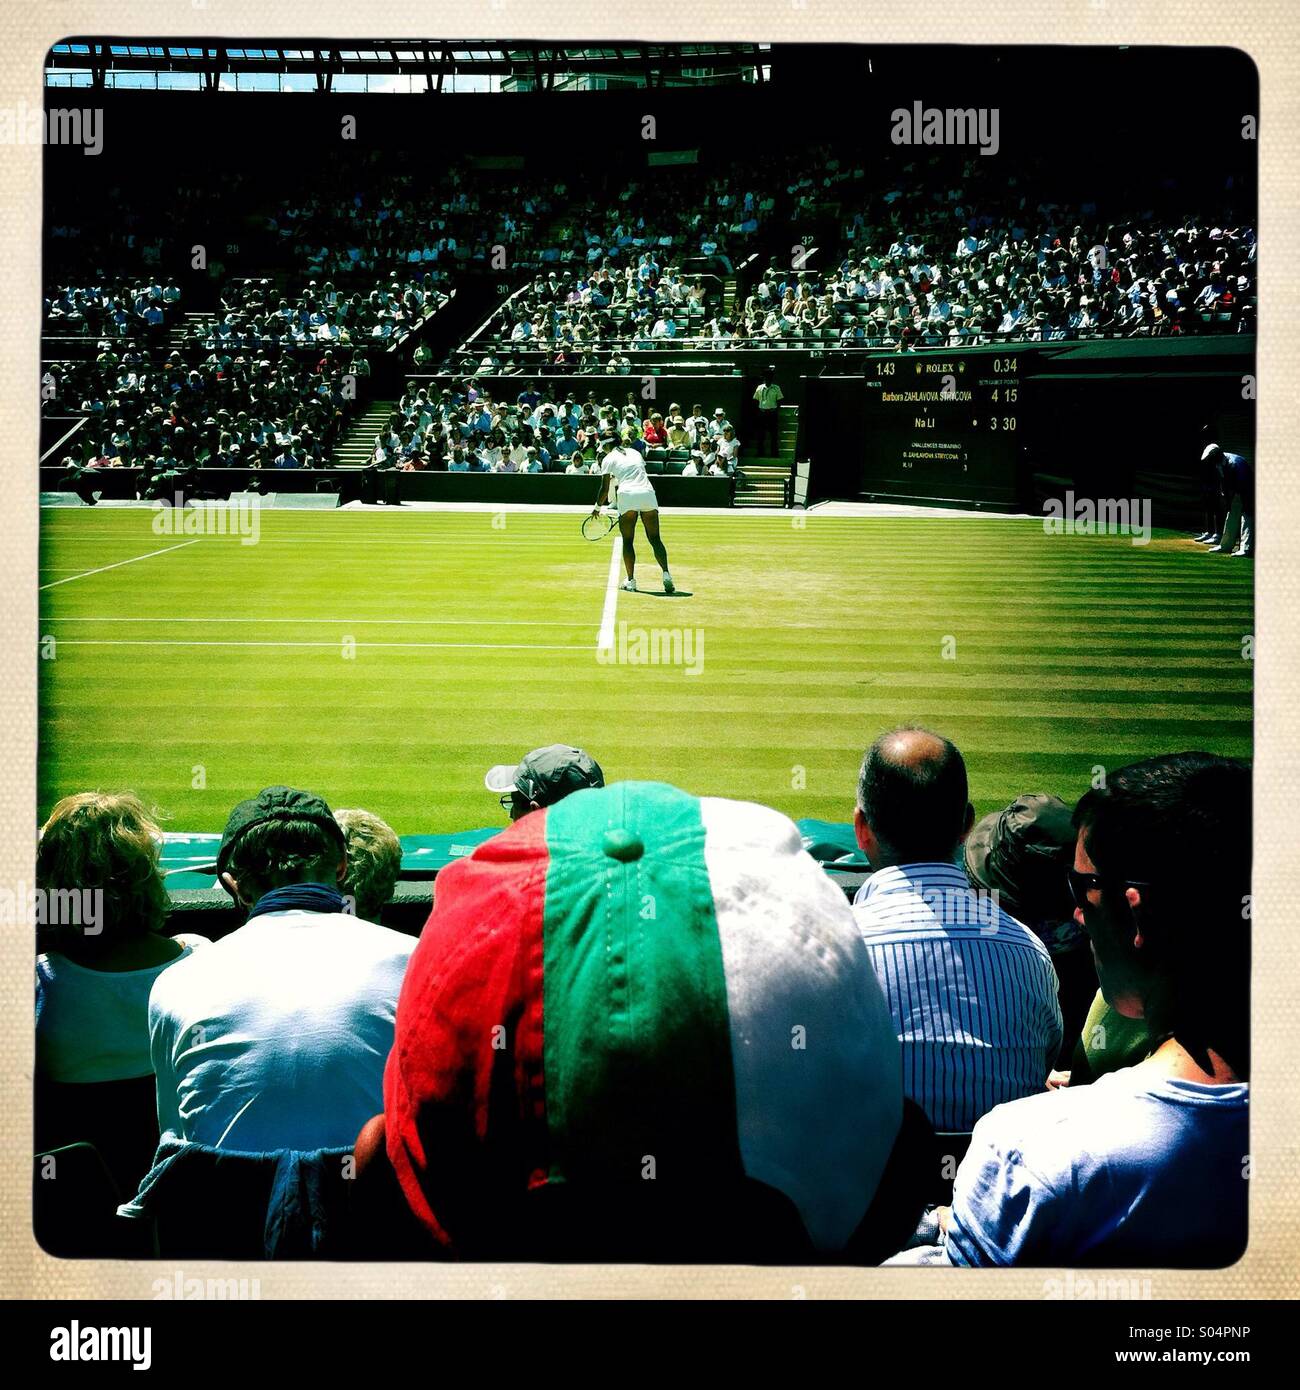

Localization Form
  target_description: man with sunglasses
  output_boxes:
[484,744,605,821]
[941,752,1250,1267]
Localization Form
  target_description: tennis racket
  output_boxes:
[582,509,617,541]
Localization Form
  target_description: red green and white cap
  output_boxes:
[384,781,902,1255]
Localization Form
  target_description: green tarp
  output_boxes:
[159,818,868,891]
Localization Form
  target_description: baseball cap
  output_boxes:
[216,784,346,877]
[384,781,903,1260]
[964,793,1075,927]
[484,744,604,807]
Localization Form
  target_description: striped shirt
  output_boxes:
[852,862,1062,1132]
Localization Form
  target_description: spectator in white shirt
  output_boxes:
[716,426,741,473]
[148,786,414,1152]
[696,439,720,474]
[36,792,207,1086]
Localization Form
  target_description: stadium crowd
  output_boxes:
[45,279,184,340]
[367,378,744,475]
[455,144,1254,371]
[469,216,1256,369]
[45,345,363,482]
[41,273,453,484]
[271,153,780,280]
[210,273,450,349]
[34,728,1249,1267]
[733,222,1256,348]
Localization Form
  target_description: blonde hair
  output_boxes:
[334,808,402,921]
[37,792,169,947]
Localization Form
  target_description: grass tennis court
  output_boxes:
[38,506,1253,835]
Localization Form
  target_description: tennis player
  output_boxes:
[592,431,675,593]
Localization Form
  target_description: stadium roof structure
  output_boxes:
[45,41,771,93]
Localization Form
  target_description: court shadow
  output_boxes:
[633,588,694,598]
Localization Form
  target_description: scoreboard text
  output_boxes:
[860,354,1022,504]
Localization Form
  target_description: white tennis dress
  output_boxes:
[602,445,658,513]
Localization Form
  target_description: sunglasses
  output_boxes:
[1067,867,1153,910]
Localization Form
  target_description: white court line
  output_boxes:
[53,639,588,652]
[39,539,199,590]
[597,533,623,652]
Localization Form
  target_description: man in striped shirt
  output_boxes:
[851,727,1062,1133]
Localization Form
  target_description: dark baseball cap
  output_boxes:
[964,793,1075,926]
[484,745,605,808]
[217,785,346,877]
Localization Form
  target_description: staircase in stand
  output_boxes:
[332,401,395,468]
[733,404,798,508]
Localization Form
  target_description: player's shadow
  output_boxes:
[632,588,693,598]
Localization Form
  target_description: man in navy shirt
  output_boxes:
[1198,431,1254,557]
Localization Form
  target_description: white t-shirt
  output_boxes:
[36,934,209,1083]
[944,1065,1249,1267]
[601,445,654,497]
[148,910,414,1151]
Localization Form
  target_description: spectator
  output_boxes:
[716,425,742,473]
[380,782,907,1261]
[851,726,1062,1131]
[941,753,1250,1267]
[555,424,580,464]
[1067,985,1153,1088]
[335,808,403,923]
[666,416,691,451]
[483,744,604,821]
[36,793,206,1084]
[964,794,1098,1073]
[148,786,414,1151]
[35,792,209,1194]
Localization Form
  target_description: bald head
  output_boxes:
[855,725,973,867]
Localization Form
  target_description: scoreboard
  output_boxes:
[859,352,1023,505]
